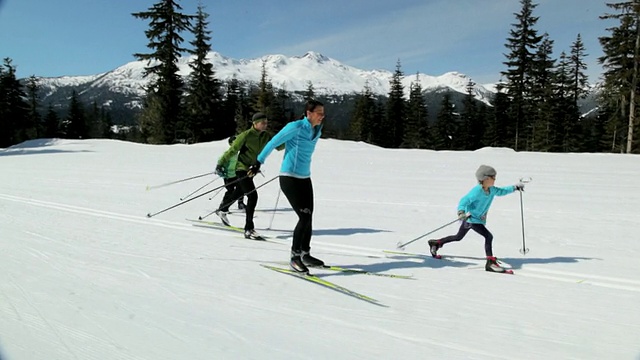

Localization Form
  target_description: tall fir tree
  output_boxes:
[223,76,244,134]
[0,58,29,147]
[132,0,194,144]
[462,80,486,150]
[599,1,640,153]
[350,82,377,142]
[529,33,557,151]
[384,60,406,148]
[43,104,60,138]
[432,93,457,150]
[63,91,87,139]
[185,4,222,142]
[304,81,315,101]
[402,75,429,148]
[25,76,40,140]
[501,0,543,150]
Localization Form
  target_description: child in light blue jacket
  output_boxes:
[428,165,524,273]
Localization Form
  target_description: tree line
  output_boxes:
[1,0,638,153]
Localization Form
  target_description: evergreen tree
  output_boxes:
[402,75,429,148]
[43,104,60,138]
[461,80,484,150]
[501,0,543,150]
[485,83,512,147]
[270,85,289,133]
[432,93,457,150]
[0,58,29,147]
[350,82,377,142]
[185,4,221,142]
[599,1,640,153]
[529,34,557,151]
[132,0,194,144]
[551,52,574,152]
[25,76,40,140]
[63,91,87,139]
[304,81,315,101]
[384,60,406,148]
[223,76,244,134]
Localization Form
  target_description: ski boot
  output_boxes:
[427,239,442,259]
[290,251,309,274]
[301,250,325,268]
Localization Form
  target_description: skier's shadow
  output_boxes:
[482,256,599,270]
[274,227,390,239]
[330,255,478,276]
[437,255,600,270]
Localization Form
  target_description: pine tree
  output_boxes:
[223,76,244,134]
[0,58,29,147]
[432,93,457,150]
[350,82,377,142]
[402,74,429,148]
[384,60,406,148]
[599,1,640,153]
[529,34,556,151]
[63,91,87,139]
[43,104,60,138]
[24,76,40,140]
[461,80,484,150]
[185,4,221,142]
[304,81,315,101]
[485,83,512,147]
[132,0,194,144]
[501,0,543,150]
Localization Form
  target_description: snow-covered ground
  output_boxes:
[1,138,639,360]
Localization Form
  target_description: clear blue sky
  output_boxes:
[0,0,611,84]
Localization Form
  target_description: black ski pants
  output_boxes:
[219,177,242,212]
[439,221,494,256]
[280,176,313,253]
[235,171,257,231]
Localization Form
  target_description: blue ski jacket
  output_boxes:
[257,118,322,178]
[458,184,516,224]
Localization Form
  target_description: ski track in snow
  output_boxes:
[2,192,640,297]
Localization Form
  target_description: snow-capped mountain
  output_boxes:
[35,51,495,105]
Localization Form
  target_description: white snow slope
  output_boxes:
[0,138,639,360]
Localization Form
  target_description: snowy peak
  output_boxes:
[35,51,495,103]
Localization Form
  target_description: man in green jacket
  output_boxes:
[216,112,277,239]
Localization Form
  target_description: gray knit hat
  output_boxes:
[475,165,497,182]
[252,112,267,123]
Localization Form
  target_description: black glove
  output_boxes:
[514,182,525,192]
[215,164,225,177]
[247,162,261,177]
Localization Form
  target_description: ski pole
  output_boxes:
[198,175,279,220]
[267,187,282,230]
[180,176,220,201]
[396,218,459,250]
[207,187,225,201]
[518,177,532,255]
[146,175,247,218]
[146,171,216,191]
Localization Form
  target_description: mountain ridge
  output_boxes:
[34,51,496,107]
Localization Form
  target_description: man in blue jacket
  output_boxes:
[252,100,325,274]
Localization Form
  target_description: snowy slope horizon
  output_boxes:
[35,51,495,103]
[1,138,639,359]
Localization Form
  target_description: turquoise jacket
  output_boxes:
[257,118,322,178]
[458,184,516,224]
